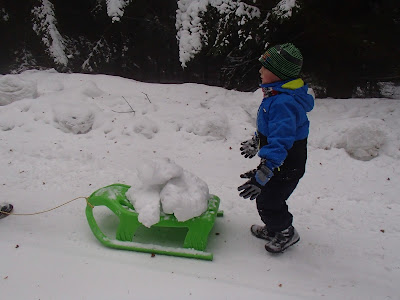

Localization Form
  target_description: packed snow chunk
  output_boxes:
[160,170,209,222]
[128,189,161,228]
[341,118,387,161]
[186,112,229,139]
[0,75,38,106]
[136,157,184,186]
[52,101,99,134]
[126,158,209,227]
[126,158,184,227]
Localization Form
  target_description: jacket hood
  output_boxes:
[261,79,314,112]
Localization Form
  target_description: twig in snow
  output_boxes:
[112,96,136,114]
[142,92,152,103]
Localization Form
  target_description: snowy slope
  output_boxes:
[1,70,399,299]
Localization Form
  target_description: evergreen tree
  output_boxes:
[0,0,398,98]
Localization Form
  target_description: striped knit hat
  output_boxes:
[259,43,303,80]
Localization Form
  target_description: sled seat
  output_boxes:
[85,183,222,260]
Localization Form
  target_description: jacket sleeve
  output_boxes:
[258,95,297,170]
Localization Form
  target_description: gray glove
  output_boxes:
[238,162,273,200]
[238,176,263,200]
[240,134,259,158]
[240,169,257,179]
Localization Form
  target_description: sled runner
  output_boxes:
[86,184,223,261]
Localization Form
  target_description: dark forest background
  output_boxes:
[0,0,399,98]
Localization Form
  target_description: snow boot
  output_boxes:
[250,224,275,242]
[0,203,13,219]
[264,225,300,253]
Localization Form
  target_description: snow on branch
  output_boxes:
[106,0,132,22]
[32,0,68,66]
[176,0,260,68]
[82,38,111,72]
[1,8,10,22]
[272,0,299,20]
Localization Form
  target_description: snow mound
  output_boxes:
[133,116,159,139]
[0,75,38,105]
[80,81,104,98]
[126,158,209,227]
[0,112,24,131]
[42,79,64,93]
[185,112,229,139]
[314,118,388,161]
[52,101,99,134]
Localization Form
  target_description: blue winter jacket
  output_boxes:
[257,79,314,171]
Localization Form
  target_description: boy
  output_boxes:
[238,43,314,253]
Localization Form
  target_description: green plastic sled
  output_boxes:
[86,184,223,261]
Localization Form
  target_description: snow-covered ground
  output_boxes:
[1,70,399,299]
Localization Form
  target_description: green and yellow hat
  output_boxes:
[259,43,303,80]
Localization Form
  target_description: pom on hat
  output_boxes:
[259,43,303,80]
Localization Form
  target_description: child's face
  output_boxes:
[259,66,280,84]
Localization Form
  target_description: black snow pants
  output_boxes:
[256,138,307,232]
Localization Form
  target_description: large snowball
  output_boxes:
[342,118,387,161]
[52,101,99,134]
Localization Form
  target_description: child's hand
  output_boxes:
[240,135,258,158]
[238,164,273,200]
[240,169,257,179]
[238,177,262,200]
